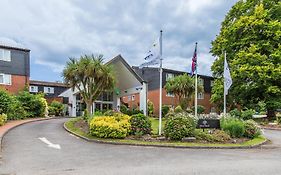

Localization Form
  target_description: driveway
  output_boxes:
[0,118,281,175]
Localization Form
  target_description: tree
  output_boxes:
[63,55,115,115]
[165,73,203,110]
[210,0,281,115]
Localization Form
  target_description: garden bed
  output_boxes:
[64,117,267,149]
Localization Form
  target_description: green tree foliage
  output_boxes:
[165,74,203,110]
[147,100,154,117]
[211,0,281,113]
[63,55,115,115]
[49,101,64,116]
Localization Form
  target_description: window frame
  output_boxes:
[44,87,54,94]
[198,92,204,99]
[0,49,11,62]
[0,73,11,85]
[29,86,38,93]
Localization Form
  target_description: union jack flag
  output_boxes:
[190,42,197,76]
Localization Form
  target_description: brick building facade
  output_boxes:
[0,45,30,94]
[122,67,215,115]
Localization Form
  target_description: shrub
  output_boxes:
[129,113,151,135]
[17,91,47,118]
[148,100,154,117]
[0,113,7,126]
[103,110,115,116]
[7,96,27,120]
[241,109,255,120]
[162,105,170,117]
[120,104,128,114]
[192,105,205,114]
[0,89,13,115]
[277,113,281,125]
[229,108,241,118]
[49,101,64,116]
[243,120,261,139]
[164,115,196,140]
[89,115,131,139]
[174,105,183,113]
[221,117,245,138]
[194,130,231,143]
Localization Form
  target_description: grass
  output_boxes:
[65,117,267,148]
[150,117,166,135]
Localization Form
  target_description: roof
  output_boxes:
[30,80,69,87]
[0,44,30,52]
[106,54,146,83]
[133,66,213,79]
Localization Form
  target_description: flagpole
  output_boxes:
[194,42,198,118]
[159,30,163,135]
[223,51,227,116]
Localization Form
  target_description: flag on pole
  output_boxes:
[190,43,197,76]
[139,38,160,67]
[224,56,232,95]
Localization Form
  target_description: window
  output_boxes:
[29,86,38,93]
[0,73,11,85]
[198,92,204,99]
[0,49,11,62]
[166,91,174,97]
[132,95,135,101]
[44,87,54,94]
[127,95,131,101]
[198,78,204,86]
[210,80,214,87]
[166,73,174,81]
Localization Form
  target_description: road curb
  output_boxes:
[63,120,269,150]
[0,117,67,159]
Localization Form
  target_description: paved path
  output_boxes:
[0,118,281,175]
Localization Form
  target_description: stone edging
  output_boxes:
[0,117,65,158]
[63,121,268,149]
[260,126,281,131]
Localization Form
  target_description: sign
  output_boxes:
[197,119,220,129]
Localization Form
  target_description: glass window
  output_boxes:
[166,73,174,81]
[198,78,204,86]
[210,80,214,87]
[198,92,204,99]
[132,95,135,101]
[29,86,38,93]
[0,49,11,62]
[44,87,54,94]
[166,91,174,97]
[0,74,11,85]
[127,95,131,101]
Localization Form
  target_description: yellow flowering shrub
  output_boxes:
[0,113,8,126]
[90,114,131,139]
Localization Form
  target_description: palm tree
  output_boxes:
[165,73,203,110]
[63,54,115,115]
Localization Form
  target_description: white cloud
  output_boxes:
[0,0,237,80]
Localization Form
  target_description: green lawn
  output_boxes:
[65,117,267,148]
[150,117,166,135]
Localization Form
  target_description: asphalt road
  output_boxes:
[0,118,281,175]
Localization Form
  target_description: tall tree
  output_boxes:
[210,0,281,115]
[63,55,115,115]
[165,74,203,110]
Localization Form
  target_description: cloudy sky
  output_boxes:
[0,0,237,82]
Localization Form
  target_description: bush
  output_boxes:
[162,105,170,117]
[221,117,245,138]
[0,113,7,126]
[148,100,154,117]
[7,96,27,120]
[241,109,255,120]
[49,101,64,116]
[129,113,151,135]
[17,91,47,118]
[194,130,231,143]
[89,115,131,139]
[164,114,196,140]
[229,108,241,118]
[243,120,261,139]
[0,89,13,115]
[277,113,281,125]
[192,105,205,114]
[120,104,128,114]
[174,105,183,113]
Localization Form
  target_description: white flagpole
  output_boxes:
[159,30,163,135]
[195,42,198,118]
[223,51,227,116]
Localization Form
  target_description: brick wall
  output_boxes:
[122,88,214,115]
[0,75,29,94]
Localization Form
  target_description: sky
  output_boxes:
[0,0,238,82]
